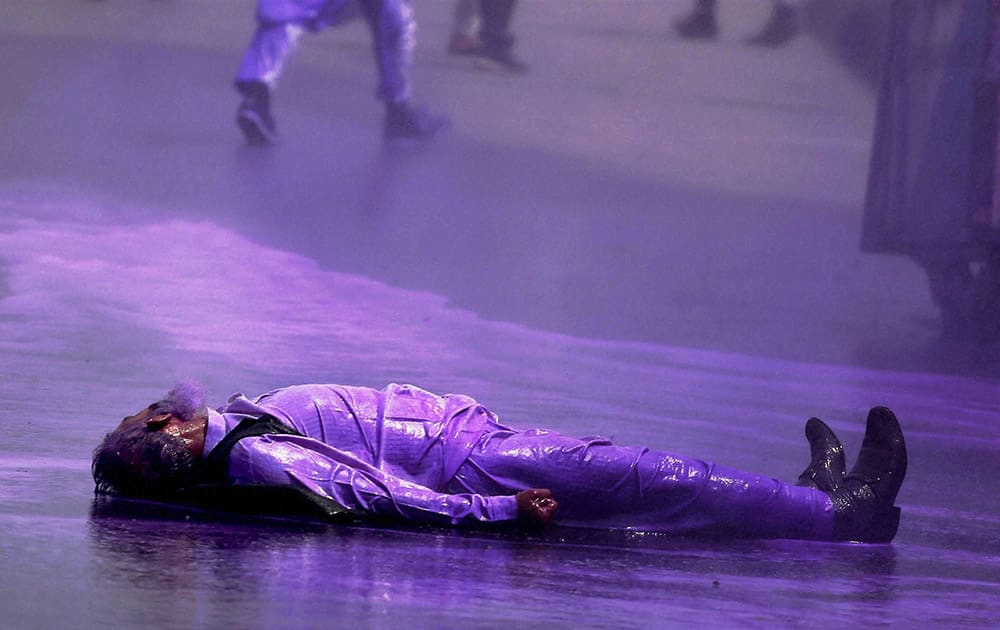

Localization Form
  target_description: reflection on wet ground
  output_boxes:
[82,497,909,627]
[1,204,997,625]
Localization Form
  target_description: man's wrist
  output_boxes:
[485,495,521,521]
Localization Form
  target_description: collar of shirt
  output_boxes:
[203,407,227,457]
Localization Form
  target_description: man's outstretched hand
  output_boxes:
[515,488,558,527]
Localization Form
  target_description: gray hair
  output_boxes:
[158,379,207,421]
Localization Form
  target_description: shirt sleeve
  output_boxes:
[226,434,521,526]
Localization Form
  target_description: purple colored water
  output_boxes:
[1,198,998,626]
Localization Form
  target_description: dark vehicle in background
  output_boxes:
[862,0,1000,337]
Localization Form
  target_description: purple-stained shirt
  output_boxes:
[204,383,520,525]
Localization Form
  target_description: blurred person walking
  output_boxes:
[447,0,480,54]
[673,0,798,47]
[234,0,448,145]
[447,0,526,73]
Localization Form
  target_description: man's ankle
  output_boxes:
[235,80,268,97]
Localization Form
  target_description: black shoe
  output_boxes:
[477,40,528,74]
[448,34,482,56]
[796,417,846,493]
[235,81,277,146]
[745,3,798,47]
[830,407,908,543]
[384,102,450,142]
[673,9,718,40]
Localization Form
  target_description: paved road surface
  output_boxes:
[2,2,999,627]
[5,0,992,374]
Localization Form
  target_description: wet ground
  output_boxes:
[1,1,999,627]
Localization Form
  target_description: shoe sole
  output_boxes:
[471,56,527,75]
[383,117,451,146]
[236,110,277,146]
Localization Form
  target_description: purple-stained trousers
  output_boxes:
[452,428,835,538]
[234,0,414,104]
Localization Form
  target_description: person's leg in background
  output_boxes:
[673,0,718,40]
[233,0,352,145]
[358,0,450,141]
[476,0,526,73]
[234,21,305,144]
[447,0,481,55]
[673,0,798,47]
[745,0,798,48]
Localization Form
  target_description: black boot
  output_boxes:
[476,0,526,73]
[830,407,908,543]
[477,35,528,74]
[235,80,277,146]
[384,101,450,142]
[673,1,718,40]
[796,417,846,493]
[745,2,798,48]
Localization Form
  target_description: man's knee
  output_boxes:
[256,0,340,27]
[359,0,414,44]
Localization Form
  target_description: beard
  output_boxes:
[164,378,208,421]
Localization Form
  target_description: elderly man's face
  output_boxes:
[117,403,207,458]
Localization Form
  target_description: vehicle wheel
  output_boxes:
[923,253,1000,339]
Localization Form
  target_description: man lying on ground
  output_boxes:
[93,380,907,542]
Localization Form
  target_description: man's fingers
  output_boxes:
[533,496,556,510]
[516,488,558,526]
[530,495,558,524]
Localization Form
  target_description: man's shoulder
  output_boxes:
[265,383,445,404]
